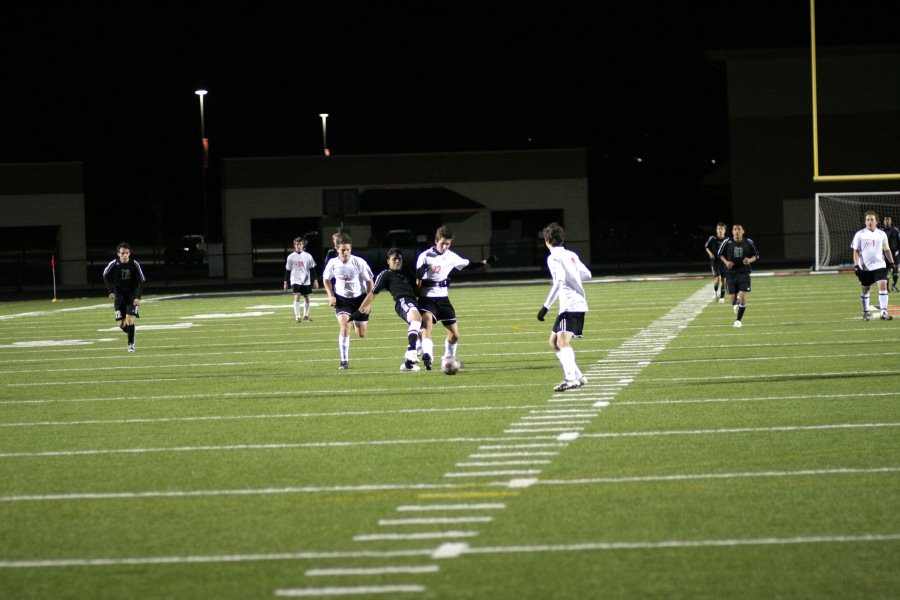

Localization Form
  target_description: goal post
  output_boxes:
[815,192,900,270]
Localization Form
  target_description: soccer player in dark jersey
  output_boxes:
[882,216,900,292]
[717,224,759,328]
[704,222,728,302]
[355,248,424,372]
[102,242,146,352]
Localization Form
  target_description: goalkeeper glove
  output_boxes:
[854,265,862,275]
[537,306,548,321]
[485,254,497,265]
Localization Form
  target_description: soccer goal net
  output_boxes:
[815,192,900,270]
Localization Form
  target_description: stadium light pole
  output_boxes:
[319,113,330,156]
[195,89,209,242]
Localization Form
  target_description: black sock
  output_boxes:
[737,305,746,321]
[407,331,418,351]
[127,324,135,344]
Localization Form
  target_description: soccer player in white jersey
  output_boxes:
[851,210,895,321]
[536,222,592,392]
[283,236,318,322]
[322,233,375,368]
[415,225,495,370]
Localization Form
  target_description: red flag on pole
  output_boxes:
[202,138,209,168]
[51,254,55,269]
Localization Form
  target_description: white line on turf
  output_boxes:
[353,531,478,541]
[4,533,898,570]
[378,517,494,525]
[274,585,425,596]
[306,565,439,576]
[396,504,505,512]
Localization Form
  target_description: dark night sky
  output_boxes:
[1,3,894,244]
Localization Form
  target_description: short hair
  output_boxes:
[387,247,403,260]
[116,242,131,252]
[293,236,305,244]
[865,210,879,220]
[543,222,566,246]
[332,232,343,247]
[716,222,727,228]
[435,225,453,241]
[336,233,352,246]
[732,223,744,230]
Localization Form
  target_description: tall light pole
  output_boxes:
[319,113,330,156]
[195,89,209,242]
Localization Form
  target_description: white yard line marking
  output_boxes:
[535,467,900,485]
[353,531,478,541]
[468,452,558,458]
[0,405,548,429]
[4,533,897,570]
[579,422,900,439]
[396,504,505,512]
[274,585,425,596]
[306,565,439,576]
[5,467,891,504]
[444,470,541,478]
[378,517,493,526]
[455,461,551,467]
[0,436,557,459]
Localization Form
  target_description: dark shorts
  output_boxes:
[113,293,140,321]
[291,283,313,296]
[856,268,888,287]
[394,296,421,323]
[419,296,457,326]
[552,312,585,337]
[711,260,727,278]
[335,294,369,322]
[726,272,752,294]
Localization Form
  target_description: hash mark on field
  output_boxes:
[396,504,505,512]
[274,584,425,596]
[305,565,439,576]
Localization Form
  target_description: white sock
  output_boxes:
[294,301,301,319]
[422,338,434,358]
[303,300,310,317]
[879,291,888,311]
[339,335,349,361]
[861,293,870,313]
[445,341,458,358]
[557,347,578,381]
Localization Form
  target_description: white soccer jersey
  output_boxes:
[851,228,890,270]
[285,251,316,285]
[544,246,591,313]
[416,247,469,298]
[323,255,373,297]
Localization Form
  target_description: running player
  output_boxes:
[102,242,146,352]
[283,236,318,322]
[322,233,375,368]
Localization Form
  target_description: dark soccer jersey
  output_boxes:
[704,235,727,257]
[372,268,417,302]
[885,226,900,253]
[718,238,759,273]
[102,259,146,297]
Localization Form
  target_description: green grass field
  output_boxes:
[1,272,898,599]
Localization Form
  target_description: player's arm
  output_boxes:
[133,261,146,304]
[310,267,319,288]
[852,248,862,272]
[283,269,291,291]
[323,278,336,305]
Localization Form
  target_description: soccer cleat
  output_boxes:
[128,343,135,352]
[863,312,871,321]
[733,320,742,328]
[422,353,433,371]
[881,311,893,321]
[891,285,899,292]
[578,375,588,386]
[554,379,582,392]
[339,361,349,369]
[404,349,419,363]
[400,360,421,372]
[296,317,302,323]
[303,316,313,321]
[718,297,725,303]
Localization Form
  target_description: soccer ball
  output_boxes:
[441,357,461,375]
